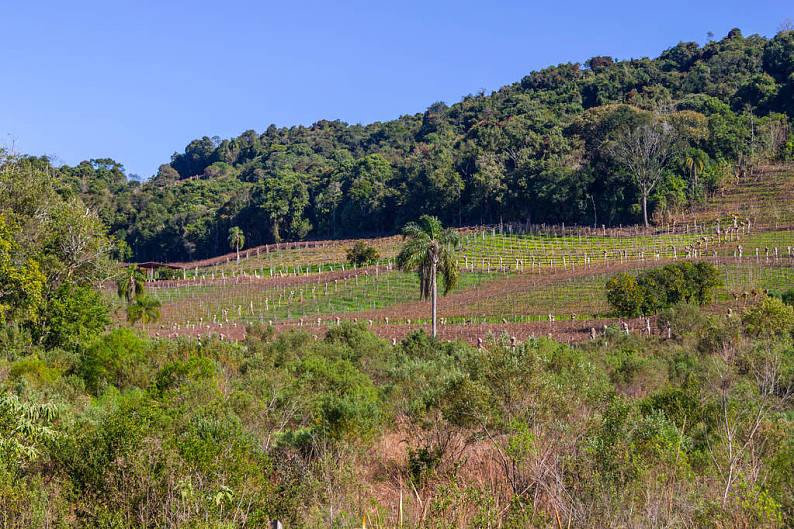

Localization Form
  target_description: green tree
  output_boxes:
[126,294,161,328]
[605,272,646,317]
[227,226,245,263]
[606,262,722,317]
[396,215,461,337]
[685,151,705,196]
[251,171,311,242]
[0,215,45,324]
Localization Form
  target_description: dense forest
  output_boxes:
[30,28,794,261]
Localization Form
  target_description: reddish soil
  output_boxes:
[147,264,389,290]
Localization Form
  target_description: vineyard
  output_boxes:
[131,164,794,345]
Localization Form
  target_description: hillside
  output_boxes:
[136,162,794,345]
[4,144,794,528]
[34,27,794,262]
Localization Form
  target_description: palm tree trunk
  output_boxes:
[236,242,240,263]
[642,188,649,228]
[431,260,438,337]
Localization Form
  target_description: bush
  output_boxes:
[292,353,381,441]
[36,284,111,350]
[605,273,647,317]
[346,241,379,266]
[79,328,150,394]
[743,296,794,337]
[155,266,182,280]
[9,356,60,386]
[606,262,723,317]
[770,287,794,307]
[657,302,708,337]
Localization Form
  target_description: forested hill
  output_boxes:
[42,28,794,261]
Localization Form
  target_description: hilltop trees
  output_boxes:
[396,215,461,337]
[251,171,311,243]
[39,29,794,260]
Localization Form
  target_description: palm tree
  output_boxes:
[117,265,145,303]
[685,153,704,197]
[127,294,161,329]
[396,215,461,337]
[228,226,245,263]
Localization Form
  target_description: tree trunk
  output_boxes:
[236,242,240,263]
[642,188,649,228]
[272,220,280,243]
[431,258,438,338]
[694,167,698,195]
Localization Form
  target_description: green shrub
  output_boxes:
[155,266,182,280]
[698,315,743,354]
[152,356,215,395]
[345,241,379,266]
[79,328,150,394]
[770,287,794,307]
[606,347,648,385]
[440,377,491,427]
[293,353,381,441]
[407,445,443,485]
[606,262,723,317]
[657,301,708,337]
[36,284,111,350]
[743,296,794,337]
[8,356,60,386]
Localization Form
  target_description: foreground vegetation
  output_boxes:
[2,155,794,526]
[3,304,794,528]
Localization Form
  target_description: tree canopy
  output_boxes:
[37,28,794,261]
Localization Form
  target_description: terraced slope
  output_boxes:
[136,164,794,343]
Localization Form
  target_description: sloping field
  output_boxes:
[686,163,794,228]
[137,164,794,343]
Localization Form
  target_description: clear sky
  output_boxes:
[1,0,791,179]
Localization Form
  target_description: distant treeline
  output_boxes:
[34,28,794,261]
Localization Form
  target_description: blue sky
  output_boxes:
[1,0,791,179]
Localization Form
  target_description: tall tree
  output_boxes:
[116,264,160,328]
[227,226,245,263]
[396,215,460,337]
[685,151,705,196]
[609,121,678,227]
[251,171,311,242]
